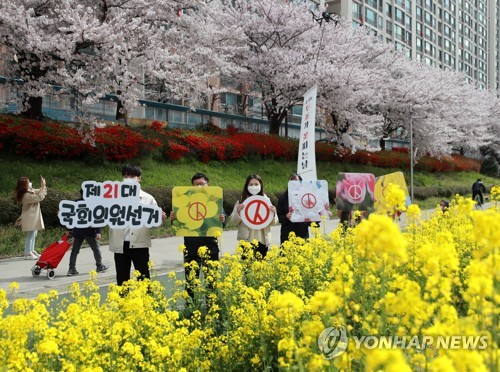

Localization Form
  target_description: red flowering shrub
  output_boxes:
[150,121,164,132]
[165,143,190,161]
[0,114,482,172]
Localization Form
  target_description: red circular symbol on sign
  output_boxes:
[188,202,207,221]
[244,199,270,226]
[347,185,363,202]
[301,193,317,209]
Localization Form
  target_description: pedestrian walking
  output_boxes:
[67,190,109,276]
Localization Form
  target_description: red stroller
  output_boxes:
[31,235,72,280]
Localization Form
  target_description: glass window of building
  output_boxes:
[378,15,384,30]
[424,11,432,26]
[366,0,377,10]
[353,2,361,20]
[395,8,405,24]
[416,37,422,51]
[406,15,412,29]
[385,3,392,17]
[365,8,377,27]
[395,24,404,41]
[386,20,393,36]
[405,0,411,12]
[424,26,432,39]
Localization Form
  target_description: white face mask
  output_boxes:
[123,177,139,183]
[247,185,261,195]
[28,182,32,189]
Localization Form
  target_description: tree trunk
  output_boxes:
[21,96,43,120]
[379,137,386,151]
[269,115,282,135]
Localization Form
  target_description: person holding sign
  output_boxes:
[109,164,165,286]
[170,173,226,299]
[277,173,312,244]
[14,176,47,260]
[230,174,278,259]
[66,189,110,276]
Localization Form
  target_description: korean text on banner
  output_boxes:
[297,84,318,180]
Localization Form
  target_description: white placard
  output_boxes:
[288,180,330,222]
[58,180,163,229]
[240,195,275,229]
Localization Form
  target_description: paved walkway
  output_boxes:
[0,219,339,299]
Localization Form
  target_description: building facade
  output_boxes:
[322,0,500,91]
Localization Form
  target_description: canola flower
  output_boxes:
[0,195,498,371]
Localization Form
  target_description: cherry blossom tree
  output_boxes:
[313,21,399,149]
[208,0,326,135]
[0,0,234,123]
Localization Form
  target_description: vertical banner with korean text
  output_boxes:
[297,84,318,180]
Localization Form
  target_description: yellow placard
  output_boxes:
[374,172,410,214]
[172,186,223,237]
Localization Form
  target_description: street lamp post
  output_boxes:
[409,113,425,203]
[410,114,414,202]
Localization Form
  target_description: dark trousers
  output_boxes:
[241,241,268,260]
[69,236,103,269]
[114,241,150,286]
[184,249,219,299]
[472,191,484,204]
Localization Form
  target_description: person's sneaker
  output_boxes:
[67,268,79,276]
[25,253,38,260]
[96,264,109,273]
[32,251,40,258]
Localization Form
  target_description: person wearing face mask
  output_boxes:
[230,174,278,259]
[108,164,166,286]
[13,176,47,260]
[170,172,226,299]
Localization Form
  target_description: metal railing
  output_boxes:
[0,76,326,140]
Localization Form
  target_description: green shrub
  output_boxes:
[480,155,500,178]
[0,197,21,226]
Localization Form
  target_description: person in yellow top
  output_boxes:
[14,176,47,260]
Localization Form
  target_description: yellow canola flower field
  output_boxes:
[0,194,498,371]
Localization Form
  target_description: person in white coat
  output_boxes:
[108,164,166,286]
[14,176,47,260]
[230,174,278,259]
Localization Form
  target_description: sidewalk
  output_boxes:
[0,219,339,299]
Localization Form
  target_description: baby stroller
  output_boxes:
[31,234,72,280]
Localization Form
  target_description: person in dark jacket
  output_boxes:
[67,190,109,276]
[277,173,312,244]
[472,178,486,205]
[170,173,226,299]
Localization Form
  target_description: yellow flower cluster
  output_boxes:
[0,197,498,371]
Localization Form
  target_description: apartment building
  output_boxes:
[321,0,500,91]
